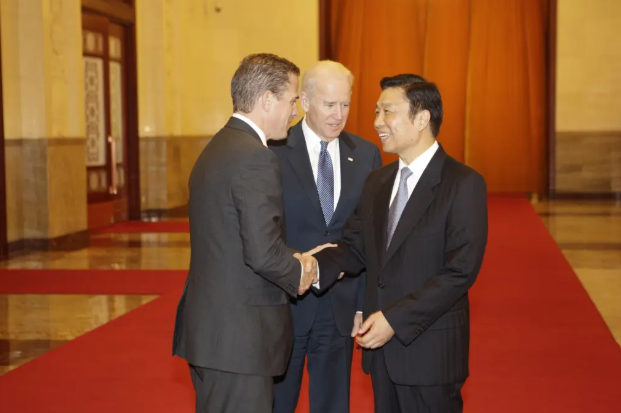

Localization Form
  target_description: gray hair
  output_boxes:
[231,53,300,113]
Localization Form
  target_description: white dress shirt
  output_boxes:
[232,113,318,288]
[389,141,439,207]
[232,113,268,147]
[302,117,341,209]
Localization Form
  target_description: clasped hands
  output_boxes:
[294,243,343,295]
[293,252,318,295]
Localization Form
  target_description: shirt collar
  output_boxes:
[232,113,267,147]
[302,117,338,149]
[398,140,439,175]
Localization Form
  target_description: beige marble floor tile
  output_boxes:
[534,200,621,347]
[0,294,158,375]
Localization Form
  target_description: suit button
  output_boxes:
[324,230,329,236]
[378,283,385,289]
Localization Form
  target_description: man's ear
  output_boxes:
[261,91,273,112]
[300,91,311,113]
[417,110,430,131]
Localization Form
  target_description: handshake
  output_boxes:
[293,243,343,295]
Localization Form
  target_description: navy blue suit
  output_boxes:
[270,120,382,413]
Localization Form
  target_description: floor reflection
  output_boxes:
[0,233,191,271]
[0,294,158,375]
[534,199,621,346]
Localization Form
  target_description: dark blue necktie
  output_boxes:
[317,141,334,226]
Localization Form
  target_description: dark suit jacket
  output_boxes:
[173,117,302,377]
[315,145,488,385]
[270,121,382,336]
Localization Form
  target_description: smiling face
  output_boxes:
[374,87,424,156]
[301,74,352,141]
[374,76,443,164]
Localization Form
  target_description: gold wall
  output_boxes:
[1,0,87,244]
[555,0,621,193]
[135,0,319,212]
[1,0,320,242]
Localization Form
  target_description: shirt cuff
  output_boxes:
[313,265,320,289]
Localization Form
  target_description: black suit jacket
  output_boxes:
[173,117,301,377]
[315,145,488,385]
[270,121,382,336]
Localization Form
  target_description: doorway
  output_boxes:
[81,0,140,228]
[82,13,129,228]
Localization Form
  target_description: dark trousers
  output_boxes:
[189,364,273,413]
[371,349,464,413]
[273,295,354,413]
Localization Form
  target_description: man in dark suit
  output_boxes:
[270,61,382,413]
[172,53,318,413]
[310,74,488,413]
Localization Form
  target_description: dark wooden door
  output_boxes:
[82,13,129,228]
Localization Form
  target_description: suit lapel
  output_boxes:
[332,133,356,223]
[374,162,399,267]
[381,146,447,270]
[286,122,322,215]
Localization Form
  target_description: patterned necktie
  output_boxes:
[317,141,334,226]
[386,167,413,249]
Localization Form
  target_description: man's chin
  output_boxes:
[380,142,395,153]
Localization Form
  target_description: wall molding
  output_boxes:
[555,130,621,138]
[7,230,89,256]
[551,130,621,197]
[141,204,188,221]
[140,135,212,211]
[82,0,135,23]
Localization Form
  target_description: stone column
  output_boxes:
[1,0,87,250]
[136,0,211,219]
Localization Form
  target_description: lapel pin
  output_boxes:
[348,157,354,162]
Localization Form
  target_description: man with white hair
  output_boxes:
[270,61,382,413]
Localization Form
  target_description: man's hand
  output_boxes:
[355,311,395,349]
[302,243,338,256]
[351,312,363,337]
[303,244,344,280]
[294,253,318,295]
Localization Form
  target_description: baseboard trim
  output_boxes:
[549,192,621,201]
[140,204,188,220]
[7,230,90,255]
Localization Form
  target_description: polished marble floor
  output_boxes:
[0,233,191,270]
[0,232,188,375]
[0,199,620,377]
[533,199,621,346]
[0,294,158,375]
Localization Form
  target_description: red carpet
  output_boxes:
[465,198,621,411]
[1,198,621,412]
[93,221,189,233]
[0,269,187,295]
